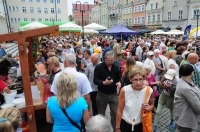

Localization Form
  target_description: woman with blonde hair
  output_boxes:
[121,57,136,86]
[167,50,179,76]
[116,66,154,132]
[0,108,22,132]
[46,72,90,132]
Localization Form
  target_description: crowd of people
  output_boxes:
[1,34,200,132]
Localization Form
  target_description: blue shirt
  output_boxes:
[47,96,88,132]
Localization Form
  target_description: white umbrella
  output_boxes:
[84,23,107,30]
[164,30,184,35]
[21,22,48,31]
[82,29,99,34]
[150,30,165,35]
[59,22,81,30]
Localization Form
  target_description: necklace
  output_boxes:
[132,86,143,98]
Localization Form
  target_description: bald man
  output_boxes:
[183,53,200,88]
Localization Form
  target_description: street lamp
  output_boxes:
[74,1,90,45]
[196,10,200,37]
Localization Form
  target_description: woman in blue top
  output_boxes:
[46,72,90,132]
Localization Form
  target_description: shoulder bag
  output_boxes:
[142,86,153,132]
[61,108,85,132]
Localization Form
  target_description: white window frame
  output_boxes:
[134,18,137,24]
[157,14,160,21]
[178,10,183,20]
[30,7,34,13]
[138,6,141,12]
[151,4,153,10]
[142,5,144,11]
[156,3,158,9]
[44,8,48,14]
[148,16,151,22]
[138,17,140,24]
[134,6,137,12]
[22,7,26,13]
[168,12,171,20]
[173,0,178,6]
[152,15,155,22]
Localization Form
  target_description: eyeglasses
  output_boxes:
[131,78,144,82]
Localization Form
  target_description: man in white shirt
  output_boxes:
[144,51,156,74]
[51,54,92,107]
[136,40,144,61]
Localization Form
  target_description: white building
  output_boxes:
[162,0,189,30]
[188,0,200,29]
[89,1,101,24]
[5,0,68,32]
[145,0,163,29]
[0,0,8,34]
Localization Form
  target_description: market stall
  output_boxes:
[0,26,59,132]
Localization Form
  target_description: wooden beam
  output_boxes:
[0,26,59,43]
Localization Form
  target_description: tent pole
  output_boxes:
[121,34,122,41]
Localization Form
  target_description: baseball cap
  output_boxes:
[154,49,160,53]
[147,51,154,56]
[164,69,176,80]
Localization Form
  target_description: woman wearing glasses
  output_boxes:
[115,66,154,132]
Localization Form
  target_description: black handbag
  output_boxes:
[61,108,85,132]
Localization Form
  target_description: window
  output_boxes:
[30,7,34,13]
[151,4,153,10]
[45,18,48,21]
[173,0,177,6]
[141,17,144,23]
[134,6,137,12]
[43,0,47,2]
[13,6,15,11]
[57,8,61,14]
[129,18,131,24]
[31,18,35,21]
[22,7,27,13]
[14,18,17,23]
[57,0,60,3]
[156,3,158,9]
[37,7,41,13]
[24,18,28,21]
[134,18,137,24]
[138,6,141,12]
[178,10,183,20]
[168,12,171,20]
[58,19,61,22]
[44,8,48,13]
[29,0,33,2]
[36,0,40,2]
[148,16,151,22]
[138,17,140,24]
[11,18,13,23]
[152,15,155,21]
[157,14,160,21]
[193,9,199,18]
[142,5,144,11]
[51,8,55,13]
[21,0,25,1]
[18,18,20,22]
[16,6,19,11]
[126,0,128,4]
[38,18,42,21]
[9,6,11,11]
[50,0,54,3]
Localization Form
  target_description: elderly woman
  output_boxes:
[46,72,90,131]
[116,66,154,132]
[167,50,179,76]
[85,115,113,132]
[81,49,91,72]
[174,64,200,132]
[0,108,22,132]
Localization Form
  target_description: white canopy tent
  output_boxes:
[20,22,48,31]
[81,29,99,34]
[59,22,81,31]
[150,30,166,35]
[84,23,107,31]
[164,30,184,35]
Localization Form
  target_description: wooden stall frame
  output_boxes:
[0,26,59,132]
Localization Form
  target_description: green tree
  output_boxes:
[68,15,74,21]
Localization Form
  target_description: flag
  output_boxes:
[182,25,191,41]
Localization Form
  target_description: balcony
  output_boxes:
[109,13,118,19]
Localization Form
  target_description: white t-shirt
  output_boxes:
[167,59,179,76]
[136,46,143,60]
[144,58,156,74]
[50,67,92,96]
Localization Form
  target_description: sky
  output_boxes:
[68,0,94,15]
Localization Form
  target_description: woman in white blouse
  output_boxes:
[167,50,179,76]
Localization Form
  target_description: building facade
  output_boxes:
[5,0,68,32]
[89,0,101,24]
[121,0,132,28]
[188,0,200,29]
[145,0,163,29]
[132,0,147,29]
[162,0,189,30]
[72,3,93,26]
[100,0,109,28]
[0,0,8,34]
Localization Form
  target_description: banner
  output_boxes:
[182,25,191,41]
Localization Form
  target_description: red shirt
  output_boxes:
[0,79,7,93]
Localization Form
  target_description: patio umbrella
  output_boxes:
[150,30,165,35]
[81,29,99,34]
[164,30,184,35]
[20,22,48,31]
[59,22,81,32]
[84,23,107,31]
